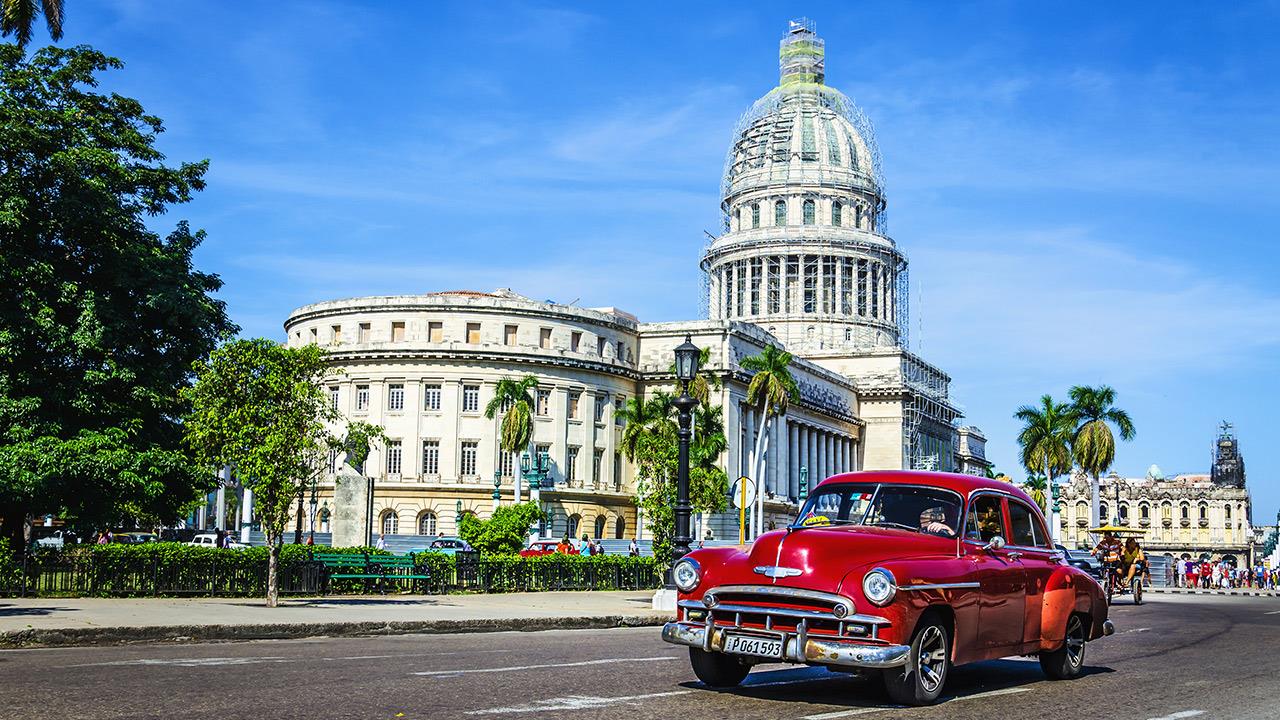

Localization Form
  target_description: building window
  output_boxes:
[388,384,405,412]
[422,440,440,475]
[592,449,603,484]
[1199,504,1207,520]
[824,117,841,163]
[462,385,480,413]
[418,511,437,536]
[1181,504,1189,519]
[391,321,405,342]
[358,322,371,343]
[567,447,579,483]
[327,448,339,474]
[614,397,624,426]
[539,328,552,349]
[567,514,581,538]
[381,511,398,536]
[460,441,478,477]
[308,327,317,343]
[594,395,607,423]
[597,336,607,356]
[504,324,517,346]
[832,201,842,226]
[568,391,581,419]
[594,514,607,539]
[386,440,402,475]
[803,198,815,225]
[615,517,625,539]
[616,340,625,359]
[428,322,443,342]
[536,389,550,416]
[1140,504,1150,520]
[614,452,622,488]
[466,322,481,344]
[423,383,441,411]
[330,325,342,344]
[571,331,581,352]
[800,115,817,160]
[355,385,370,411]
[751,203,760,228]
[774,199,787,226]
[328,386,339,411]
[499,451,515,479]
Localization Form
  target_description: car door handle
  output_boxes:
[1007,551,1023,560]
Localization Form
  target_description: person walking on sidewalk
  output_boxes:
[628,537,639,557]
[375,534,386,551]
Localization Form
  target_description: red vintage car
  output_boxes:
[662,470,1114,705]
[519,539,579,558]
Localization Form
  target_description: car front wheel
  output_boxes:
[688,648,751,688]
[883,615,950,705]
[1039,613,1087,680]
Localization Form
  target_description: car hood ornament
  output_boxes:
[753,565,803,578]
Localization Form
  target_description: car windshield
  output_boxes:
[793,483,962,538]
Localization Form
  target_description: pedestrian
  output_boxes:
[628,537,639,557]
[1186,559,1199,589]
[375,534,386,551]
[579,534,592,557]
[555,535,572,554]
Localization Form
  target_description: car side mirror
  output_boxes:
[982,536,1006,552]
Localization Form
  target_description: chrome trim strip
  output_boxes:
[700,600,889,625]
[901,582,981,591]
[754,565,803,578]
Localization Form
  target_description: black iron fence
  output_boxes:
[0,549,660,598]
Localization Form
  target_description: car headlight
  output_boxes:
[673,557,702,592]
[862,567,897,606]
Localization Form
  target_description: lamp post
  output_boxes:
[671,335,700,563]
[493,470,502,512]
[308,477,319,545]
[521,451,549,539]
[799,466,809,502]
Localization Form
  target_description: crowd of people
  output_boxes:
[1178,558,1277,590]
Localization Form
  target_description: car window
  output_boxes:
[794,483,961,537]
[965,494,1006,542]
[1007,501,1039,547]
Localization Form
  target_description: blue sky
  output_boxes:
[50,2,1280,516]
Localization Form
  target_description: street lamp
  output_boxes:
[308,477,319,545]
[493,470,502,511]
[671,334,700,563]
[520,450,550,538]
[456,500,463,525]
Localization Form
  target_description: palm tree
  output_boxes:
[617,393,675,467]
[484,375,539,501]
[1,0,63,46]
[1068,385,1136,528]
[667,346,717,406]
[1015,394,1074,518]
[1021,475,1049,514]
[740,344,799,539]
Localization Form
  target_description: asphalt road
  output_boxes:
[1,593,1276,720]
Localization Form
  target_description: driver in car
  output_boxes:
[918,506,955,537]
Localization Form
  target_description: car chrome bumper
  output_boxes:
[661,621,910,669]
[1102,619,1115,636]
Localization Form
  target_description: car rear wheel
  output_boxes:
[1039,613,1087,680]
[688,648,750,687]
[883,615,950,706]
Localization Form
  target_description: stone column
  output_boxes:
[240,487,253,544]
[215,485,226,531]
[776,416,789,501]
[807,426,817,484]
[788,422,800,499]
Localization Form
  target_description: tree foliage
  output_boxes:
[458,502,542,555]
[1014,394,1074,512]
[618,354,730,564]
[342,421,387,475]
[484,375,538,455]
[1,0,62,46]
[0,44,235,549]
[181,340,336,607]
[1068,385,1136,479]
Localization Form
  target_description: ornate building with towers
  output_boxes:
[196,20,990,547]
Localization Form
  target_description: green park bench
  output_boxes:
[313,552,432,594]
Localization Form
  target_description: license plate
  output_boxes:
[722,632,783,659]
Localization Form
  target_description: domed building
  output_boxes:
[207,20,990,547]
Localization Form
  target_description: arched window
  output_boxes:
[774,200,787,226]
[418,511,437,536]
[751,203,760,228]
[844,328,852,341]
[1099,502,1108,521]
[832,201,842,226]
[737,206,746,230]
[381,510,398,536]
[1162,502,1171,519]
[802,199,815,225]
[1225,505,1232,520]
[594,515,606,539]
[615,517,625,539]
[855,205,863,228]
[567,513,581,538]
[1198,503,1207,520]
[1119,504,1129,522]
[1181,503,1189,519]
[1139,504,1150,520]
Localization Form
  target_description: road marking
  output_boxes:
[1264,610,1280,615]
[413,656,677,677]
[67,656,290,668]
[1145,711,1205,720]
[465,691,692,715]
[1119,627,1152,634]
[800,687,1030,719]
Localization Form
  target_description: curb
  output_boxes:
[0,613,671,649]
[1149,588,1279,597]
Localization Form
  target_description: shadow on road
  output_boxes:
[222,597,446,609]
[680,658,1115,710]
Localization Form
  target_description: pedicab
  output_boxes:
[1088,525,1148,605]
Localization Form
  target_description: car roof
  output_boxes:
[815,470,1039,507]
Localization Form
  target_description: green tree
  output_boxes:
[0,45,236,550]
[1020,475,1049,514]
[1014,394,1074,514]
[740,345,799,539]
[1068,385,1136,527]
[484,375,538,500]
[457,502,542,554]
[1,0,62,46]
[182,340,337,607]
[342,421,388,475]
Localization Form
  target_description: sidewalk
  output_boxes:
[1149,586,1279,597]
[0,591,670,648]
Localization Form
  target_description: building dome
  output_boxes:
[1147,464,1165,480]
